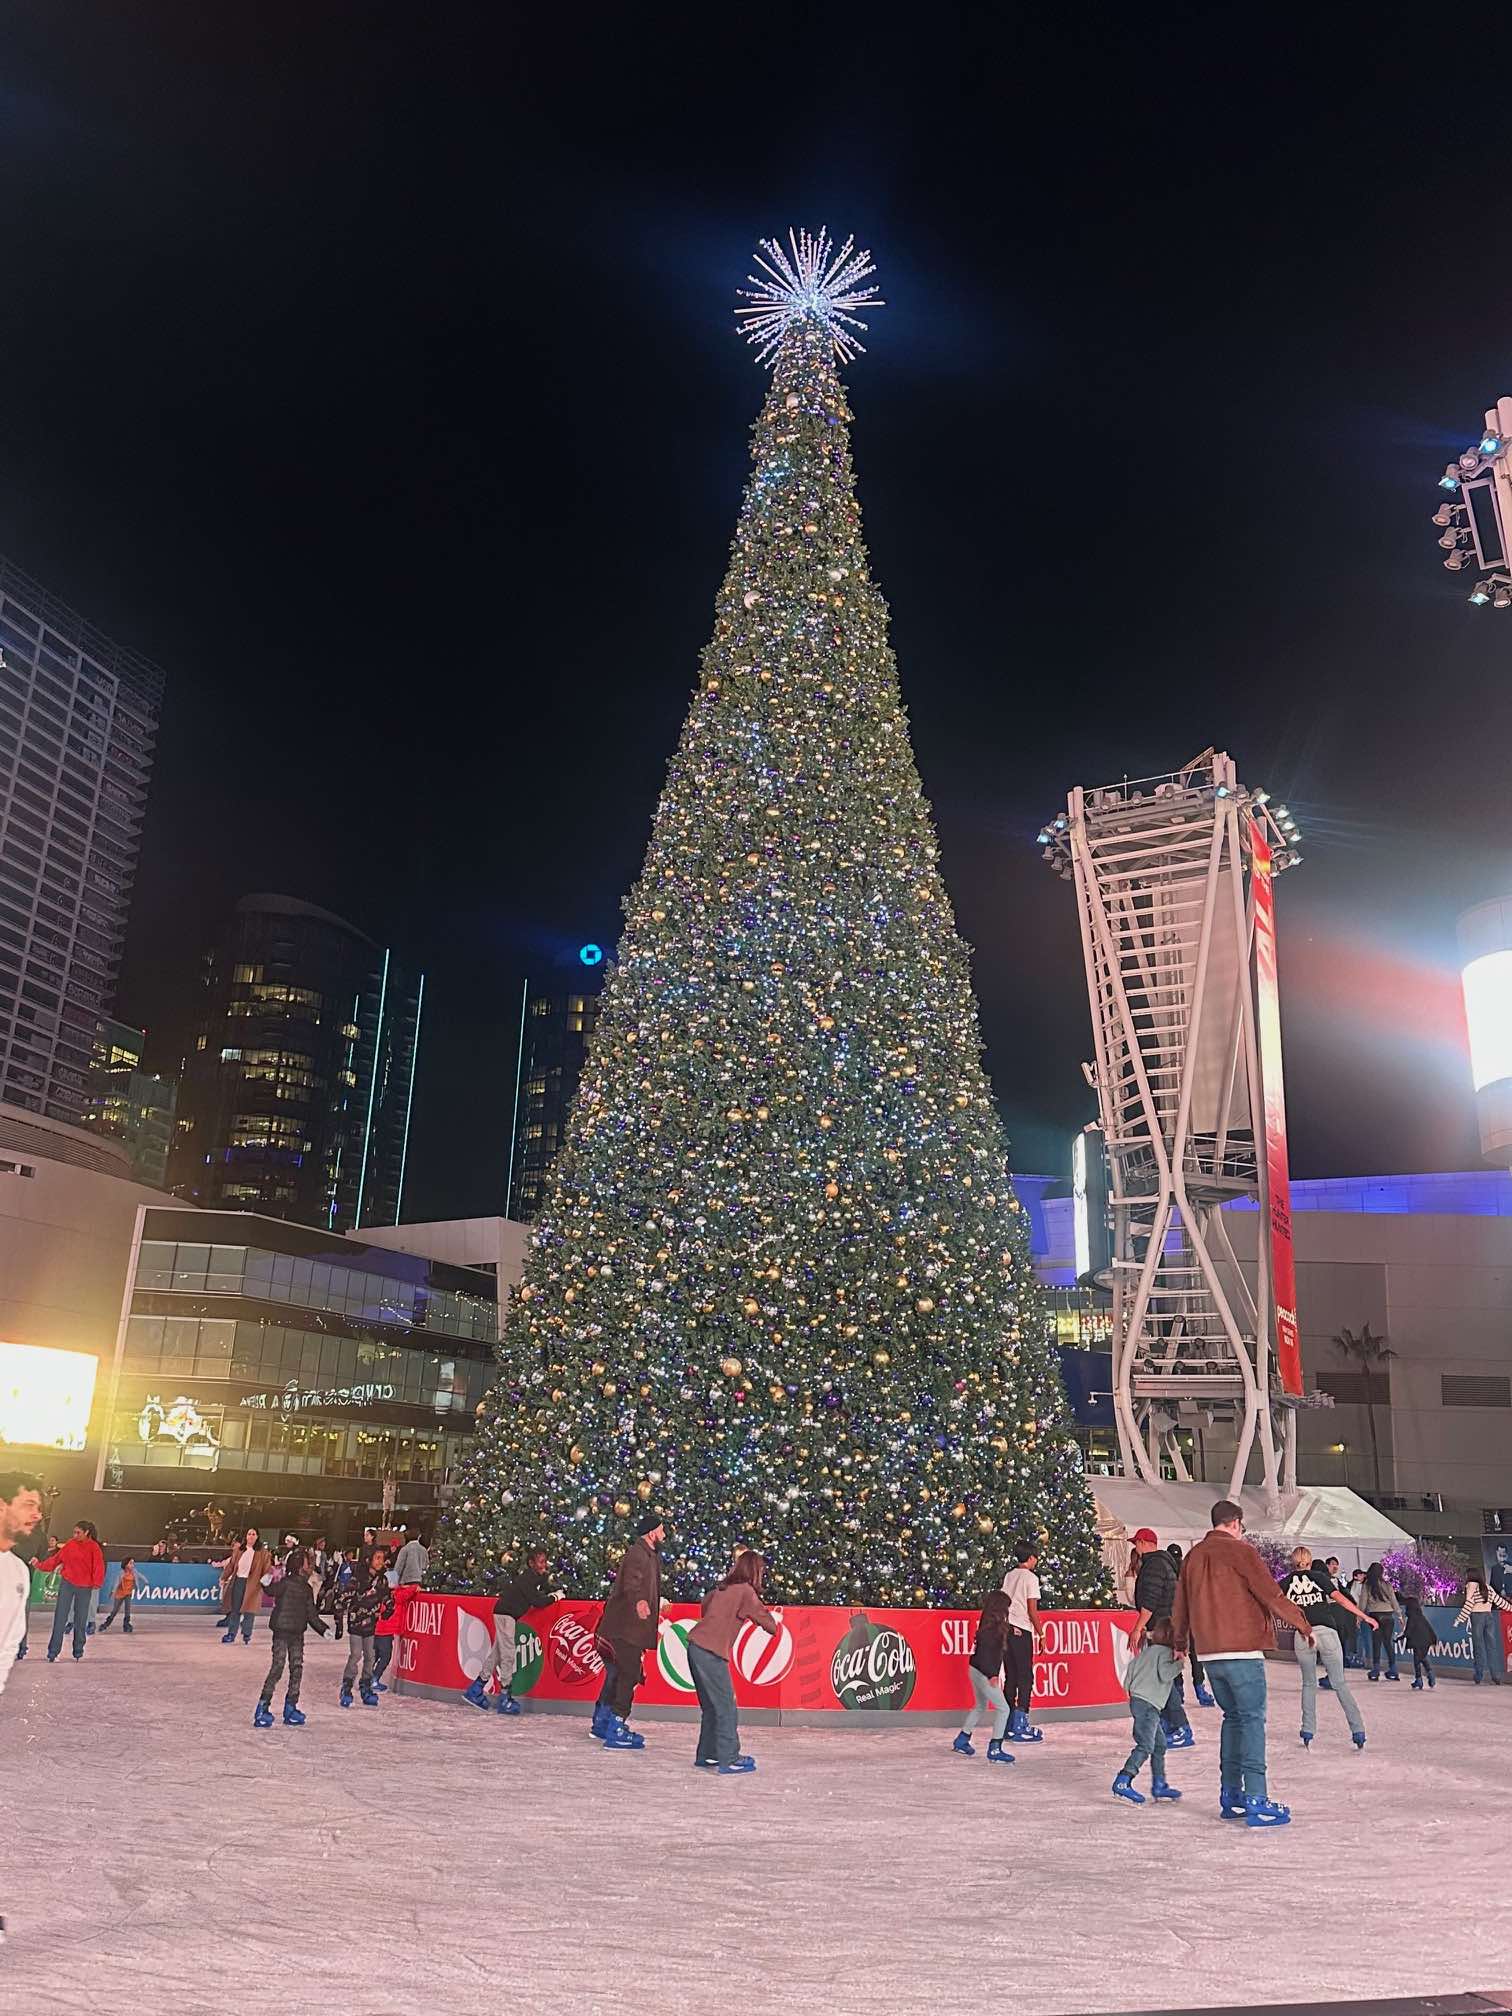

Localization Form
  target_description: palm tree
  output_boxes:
[1332,1324,1395,1499]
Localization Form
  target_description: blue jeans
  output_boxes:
[1470,1612,1502,1681]
[1205,1657,1268,1800]
[48,1581,92,1659]
[688,1641,740,1765]
[1122,1697,1167,1780]
[1295,1624,1364,1737]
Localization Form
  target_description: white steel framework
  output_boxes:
[1041,751,1302,1514]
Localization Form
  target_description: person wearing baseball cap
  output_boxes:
[593,1513,667,1751]
[1126,1527,1193,1749]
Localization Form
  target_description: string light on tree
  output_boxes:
[431,232,1106,1609]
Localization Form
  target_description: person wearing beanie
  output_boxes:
[1127,1527,1193,1747]
[593,1514,666,1751]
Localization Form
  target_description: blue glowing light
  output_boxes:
[1481,433,1502,456]
[579,942,604,968]
[1440,474,1461,492]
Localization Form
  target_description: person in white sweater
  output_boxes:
[1455,1577,1512,1686]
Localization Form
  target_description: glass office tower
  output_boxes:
[171,895,423,1233]
[0,557,163,1124]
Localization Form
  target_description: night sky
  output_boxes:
[3,10,1510,1218]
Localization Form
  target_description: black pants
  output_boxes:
[601,1637,645,1719]
[1189,1649,1205,1688]
[1412,1651,1432,1683]
[101,1597,131,1630]
[1005,1628,1034,1713]
[259,1630,305,1708]
[1161,1671,1191,1735]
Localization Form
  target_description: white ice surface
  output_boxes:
[3,1620,1510,2016]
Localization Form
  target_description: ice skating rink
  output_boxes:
[5,1620,1510,2016]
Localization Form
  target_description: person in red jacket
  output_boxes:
[39,1520,105,1663]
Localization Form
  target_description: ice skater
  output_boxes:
[464,1545,562,1715]
[337,1546,394,1707]
[1277,1546,1370,1750]
[952,1587,1016,1765]
[687,1547,778,1774]
[1172,1499,1313,1827]
[593,1513,666,1750]
[1112,1617,1183,1805]
[1455,1575,1512,1685]
[999,1540,1046,1742]
[1166,1545,1214,1706]
[1361,1564,1404,1681]
[0,1470,45,1944]
[254,1547,329,1727]
[39,1521,104,1663]
[1400,1593,1439,1688]
[98,1557,137,1634]
[220,1529,272,1645]
[1127,1527,1193,1748]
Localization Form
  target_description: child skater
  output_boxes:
[1113,1617,1184,1805]
[952,1588,1016,1764]
[98,1557,136,1633]
[337,1546,394,1708]
[1400,1593,1439,1689]
[253,1546,328,1727]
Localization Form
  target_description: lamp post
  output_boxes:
[1333,1441,1350,1489]
[1433,398,1512,607]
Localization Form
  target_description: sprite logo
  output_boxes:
[512,1622,544,1696]
[830,1612,917,1711]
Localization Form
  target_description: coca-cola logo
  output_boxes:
[829,1613,917,1711]
[547,1611,605,1688]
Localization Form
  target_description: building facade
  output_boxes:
[170,895,423,1233]
[0,556,162,1126]
[508,972,603,1220]
[95,1206,499,1542]
[0,1103,169,1511]
[81,1017,177,1187]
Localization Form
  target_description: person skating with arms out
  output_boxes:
[337,1546,394,1708]
[0,1470,44,1944]
[999,1540,1046,1742]
[1455,1574,1512,1685]
[98,1557,137,1634]
[38,1520,104,1663]
[1277,1546,1372,1751]
[594,1513,666,1750]
[952,1587,1016,1766]
[1171,1499,1313,1828]
[254,1547,329,1727]
[465,1545,563,1716]
[1112,1617,1184,1805]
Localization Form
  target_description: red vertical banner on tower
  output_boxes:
[1250,817,1302,1396]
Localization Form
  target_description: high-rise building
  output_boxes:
[506,950,605,1220]
[0,556,163,1125]
[170,895,423,1233]
[81,1018,177,1188]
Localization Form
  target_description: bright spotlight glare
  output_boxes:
[1462,949,1512,1091]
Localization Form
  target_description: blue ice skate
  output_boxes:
[1111,1772,1145,1804]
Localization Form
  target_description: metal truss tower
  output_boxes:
[1040,751,1304,1513]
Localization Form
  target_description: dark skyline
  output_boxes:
[3,10,1509,1218]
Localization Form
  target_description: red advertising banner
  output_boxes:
[396,1596,1138,1718]
[1250,815,1303,1396]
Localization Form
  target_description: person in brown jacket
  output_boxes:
[1171,1500,1314,1828]
[593,1514,665,1750]
[220,1530,273,1645]
[689,1548,779,1774]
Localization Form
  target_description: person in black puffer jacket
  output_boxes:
[254,1548,328,1727]
[464,1547,563,1714]
[338,1548,395,1707]
[1127,1529,1191,1744]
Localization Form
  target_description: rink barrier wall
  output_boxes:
[392,1595,1140,1724]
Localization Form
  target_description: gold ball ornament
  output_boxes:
[720,1356,743,1378]
[916,1297,935,1314]
[636,1481,653,1500]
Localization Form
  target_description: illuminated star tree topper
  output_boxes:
[735,225,883,366]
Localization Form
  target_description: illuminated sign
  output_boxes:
[0,1342,98,1452]
[239,1379,397,1414]
[578,942,604,968]
[137,1394,221,1452]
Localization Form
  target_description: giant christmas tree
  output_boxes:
[436,231,1106,1608]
